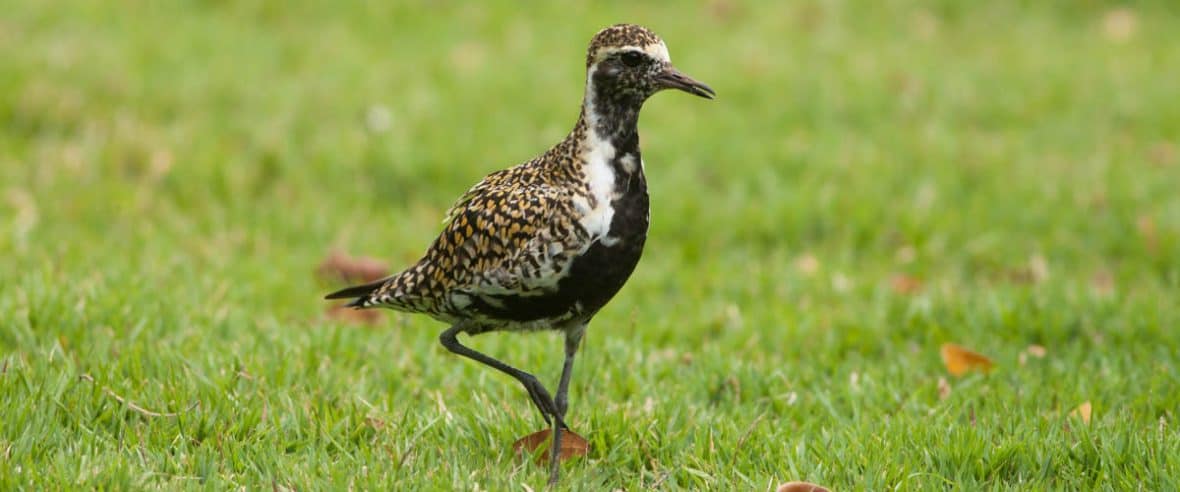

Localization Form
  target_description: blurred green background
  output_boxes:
[3,1,1179,489]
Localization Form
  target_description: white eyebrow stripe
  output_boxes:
[644,42,671,63]
[596,44,671,64]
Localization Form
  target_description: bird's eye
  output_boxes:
[619,51,646,67]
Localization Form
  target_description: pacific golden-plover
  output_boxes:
[326,23,713,484]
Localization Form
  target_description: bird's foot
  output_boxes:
[522,374,568,430]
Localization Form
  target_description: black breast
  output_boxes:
[467,153,649,325]
[559,160,649,316]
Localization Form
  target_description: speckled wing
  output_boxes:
[356,180,591,317]
[444,183,588,297]
[440,168,517,228]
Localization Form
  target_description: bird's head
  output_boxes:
[584,24,715,105]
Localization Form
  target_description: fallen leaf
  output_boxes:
[794,253,820,276]
[149,148,174,180]
[1137,215,1158,254]
[940,343,995,377]
[326,303,384,325]
[889,274,923,295]
[1070,401,1093,424]
[1090,270,1115,296]
[706,0,740,21]
[777,481,831,492]
[1086,190,1109,211]
[317,250,390,284]
[1005,254,1050,285]
[449,41,488,74]
[1019,344,1046,366]
[1149,142,1176,166]
[366,416,386,430]
[512,429,588,465]
[1028,254,1050,283]
[937,377,951,400]
[1102,8,1137,42]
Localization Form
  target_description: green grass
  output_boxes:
[3,0,1180,489]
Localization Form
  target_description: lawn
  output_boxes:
[3,1,1179,490]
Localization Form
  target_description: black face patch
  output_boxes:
[592,51,665,103]
[619,50,646,68]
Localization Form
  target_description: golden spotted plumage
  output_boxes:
[353,118,599,322]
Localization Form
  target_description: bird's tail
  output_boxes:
[324,277,389,308]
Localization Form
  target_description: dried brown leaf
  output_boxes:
[1137,215,1158,254]
[1004,254,1051,285]
[512,429,588,465]
[777,481,831,492]
[794,253,820,276]
[1090,270,1115,296]
[449,41,487,74]
[1149,142,1176,166]
[940,343,995,377]
[1070,401,1093,424]
[707,0,740,21]
[1028,254,1050,283]
[895,245,917,264]
[890,274,923,295]
[1102,8,1137,42]
[317,250,390,284]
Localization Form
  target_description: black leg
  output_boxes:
[439,323,566,430]
[553,324,585,419]
[547,413,563,486]
[548,324,585,486]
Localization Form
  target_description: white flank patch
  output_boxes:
[619,153,639,174]
[579,132,617,241]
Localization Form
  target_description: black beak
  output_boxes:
[657,67,716,99]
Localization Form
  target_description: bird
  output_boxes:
[325,23,713,484]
